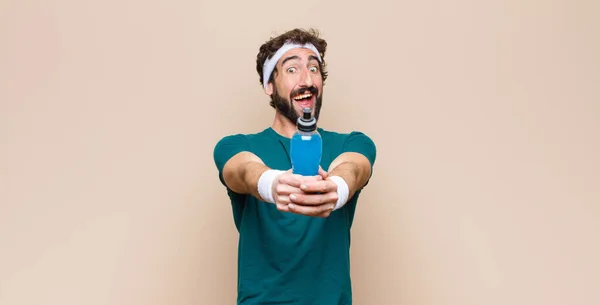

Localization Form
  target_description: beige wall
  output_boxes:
[1,0,599,304]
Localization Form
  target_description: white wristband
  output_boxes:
[329,175,349,210]
[257,169,285,203]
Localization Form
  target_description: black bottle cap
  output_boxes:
[297,108,317,132]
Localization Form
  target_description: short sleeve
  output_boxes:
[340,131,377,187]
[341,131,377,167]
[213,134,251,187]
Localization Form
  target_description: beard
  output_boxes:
[270,86,323,125]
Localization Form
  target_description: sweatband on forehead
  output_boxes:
[262,42,322,89]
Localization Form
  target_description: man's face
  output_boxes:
[266,47,324,124]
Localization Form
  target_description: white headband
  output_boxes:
[262,42,322,89]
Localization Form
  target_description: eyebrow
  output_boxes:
[281,55,300,67]
[280,54,321,67]
[308,55,320,63]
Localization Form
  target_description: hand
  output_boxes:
[271,169,324,213]
[288,176,340,218]
[317,166,328,180]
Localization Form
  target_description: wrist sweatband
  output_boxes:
[329,175,350,210]
[257,169,285,203]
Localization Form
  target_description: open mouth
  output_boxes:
[291,88,317,108]
[293,92,313,102]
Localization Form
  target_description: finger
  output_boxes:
[300,180,338,194]
[306,175,324,182]
[276,202,291,212]
[278,173,322,187]
[288,202,335,217]
[277,173,304,187]
[274,183,303,195]
[289,191,338,206]
[318,166,328,179]
[276,195,292,205]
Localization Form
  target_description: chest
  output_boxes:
[251,137,338,172]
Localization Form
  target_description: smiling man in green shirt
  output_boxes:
[213,28,377,305]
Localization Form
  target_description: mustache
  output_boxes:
[290,86,318,99]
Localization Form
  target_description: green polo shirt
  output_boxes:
[213,127,376,305]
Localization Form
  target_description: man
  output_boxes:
[213,28,377,305]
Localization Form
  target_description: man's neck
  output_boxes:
[271,113,296,138]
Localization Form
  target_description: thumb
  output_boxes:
[318,166,328,179]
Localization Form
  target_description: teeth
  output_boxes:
[293,93,312,100]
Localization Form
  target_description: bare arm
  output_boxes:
[327,152,373,199]
[221,151,322,207]
[214,134,315,206]
[287,151,374,217]
[221,151,270,201]
[216,131,375,218]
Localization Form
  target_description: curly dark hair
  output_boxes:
[256,28,328,87]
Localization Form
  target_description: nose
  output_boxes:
[299,68,313,87]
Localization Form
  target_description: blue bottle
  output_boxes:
[290,108,322,176]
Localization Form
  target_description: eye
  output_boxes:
[287,67,297,73]
[309,66,318,73]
